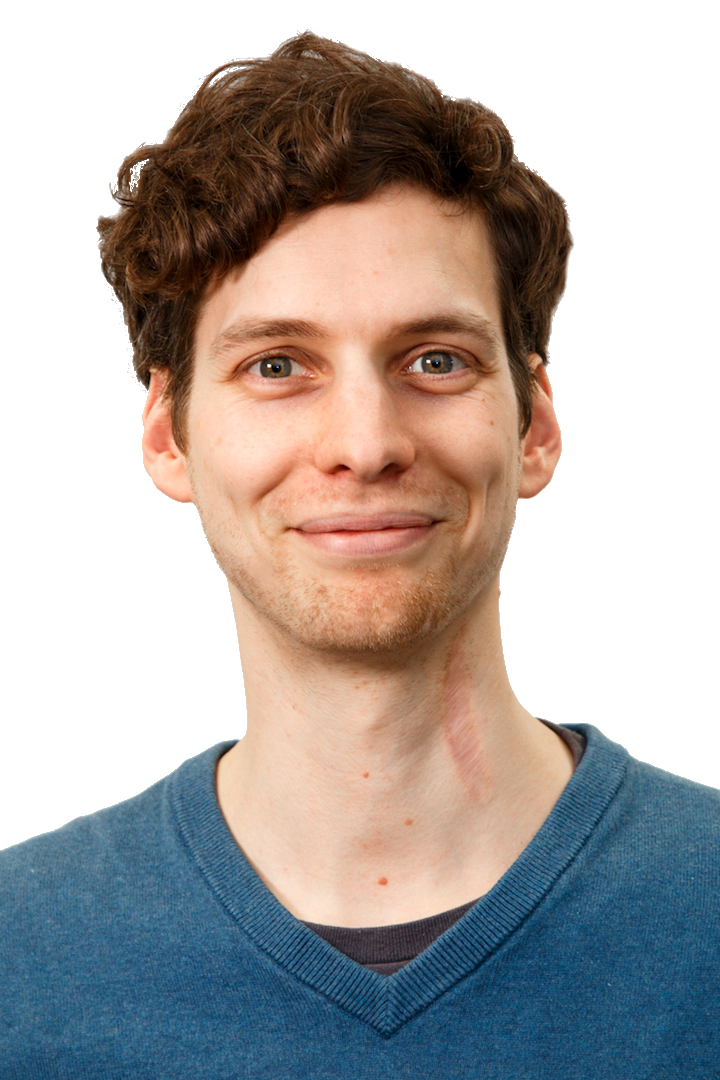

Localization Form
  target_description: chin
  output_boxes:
[227,554,497,658]
[205,498,517,657]
[275,583,456,655]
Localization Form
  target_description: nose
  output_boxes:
[313,370,416,481]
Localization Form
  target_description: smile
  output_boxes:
[293,514,438,556]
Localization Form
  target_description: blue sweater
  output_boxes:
[2,725,719,1078]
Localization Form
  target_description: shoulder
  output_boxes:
[571,722,720,817]
[0,742,233,926]
[0,772,165,929]
[629,752,720,804]
[619,743,720,826]
[570,725,720,892]
[622,753,720,856]
[0,743,237,1060]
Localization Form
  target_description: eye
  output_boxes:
[408,351,468,375]
[250,356,304,378]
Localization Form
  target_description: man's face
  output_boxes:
[170,185,554,654]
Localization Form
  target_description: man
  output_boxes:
[1,32,718,1078]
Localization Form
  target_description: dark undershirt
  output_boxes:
[303,721,586,975]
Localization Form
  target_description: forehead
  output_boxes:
[195,186,503,357]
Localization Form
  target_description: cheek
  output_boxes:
[418,392,518,491]
[188,399,303,512]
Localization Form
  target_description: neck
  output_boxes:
[216,580,574,927]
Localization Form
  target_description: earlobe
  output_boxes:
[142,371,195,504]
[519,355,562,499]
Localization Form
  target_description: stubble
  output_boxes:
[195,483,518,659]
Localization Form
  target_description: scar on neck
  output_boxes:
[442,640,489,798]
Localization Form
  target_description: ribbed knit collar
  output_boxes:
[171,725,628,1037]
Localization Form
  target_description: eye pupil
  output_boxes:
[421,352,453,374]
[261,357,292,378]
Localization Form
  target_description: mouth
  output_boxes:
[293,513,439,557]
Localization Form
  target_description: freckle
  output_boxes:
[363,772,369,778]
[378,877,388,886]
[490,419,494,425]
[404,818,413,826]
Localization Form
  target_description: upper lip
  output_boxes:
[295,513,438,533]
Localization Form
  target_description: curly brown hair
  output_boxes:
[98,32,572,452]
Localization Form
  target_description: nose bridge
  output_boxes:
[314,360,415,480]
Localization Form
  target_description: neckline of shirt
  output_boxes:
[302,721,587,974]
[170,724,628,1037]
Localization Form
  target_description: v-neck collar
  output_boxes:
[171,725,628,1037]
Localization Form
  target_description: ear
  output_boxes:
[519,355,562,499]
[142,371,194,503]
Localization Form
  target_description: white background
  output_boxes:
[1,0,717,850]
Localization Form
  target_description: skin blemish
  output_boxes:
[442,640,489,798]
[362,771,369,779]
[378,877,388,886]
[404,818,413,826]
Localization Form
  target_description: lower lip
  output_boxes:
[295,524,436,556]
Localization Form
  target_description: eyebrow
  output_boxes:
[208,319,323,366]
[392,315,502,358]
[208,312,502,364]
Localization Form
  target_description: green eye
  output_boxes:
[260,357,294,378]
[411,352,466,374]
